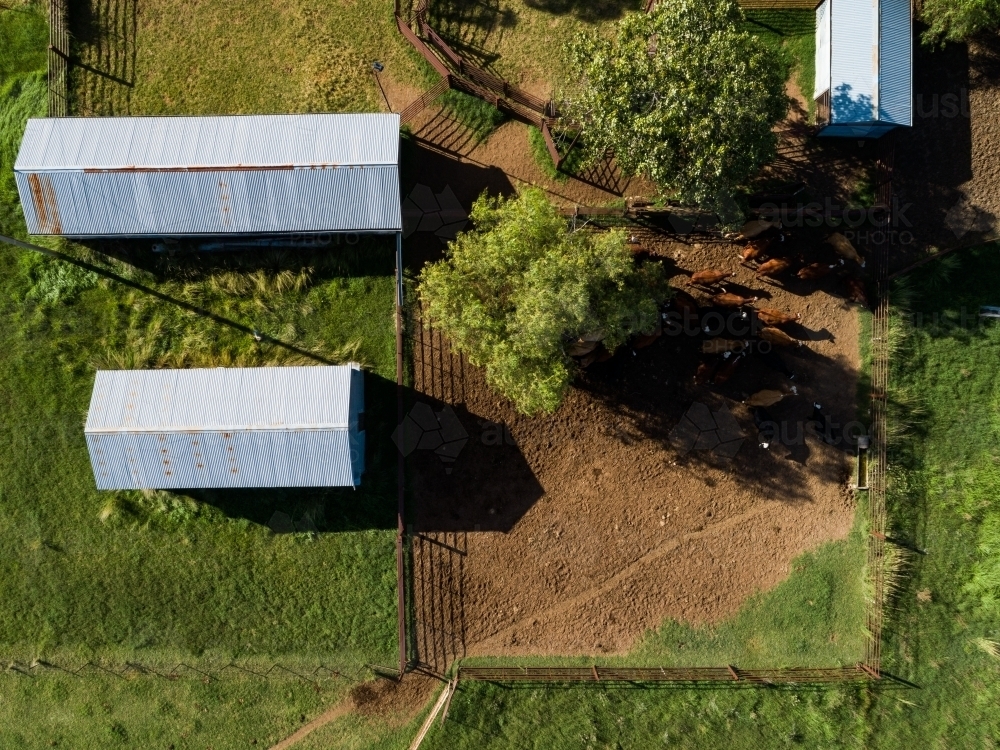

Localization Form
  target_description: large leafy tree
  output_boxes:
[920,0,1000,44]
[565,0,788,208]
[418,189,666,415]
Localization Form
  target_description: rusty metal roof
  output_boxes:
[14,114,402,236]
[85,365,365,489]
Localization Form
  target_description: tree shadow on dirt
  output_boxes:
[168,372,399,533]
[574,317,864,503]
[404,326,545,533]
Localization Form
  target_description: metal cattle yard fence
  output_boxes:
[399,142,897,690]
[394,0,572,168]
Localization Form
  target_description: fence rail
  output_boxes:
[410,11,551,117]
[400,76,452,125]
[458,665,873,684]
[396,13,449,78]
[47,0,69,116]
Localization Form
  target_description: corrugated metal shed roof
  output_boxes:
[829,0,877,124]
[14,114,402,236]
[15,114,399,170]
[878,0,913,126]
[85,365,365,489]
[15,167,401,236]
[818,0,911,133]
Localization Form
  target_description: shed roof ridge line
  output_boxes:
[85,423,353,434]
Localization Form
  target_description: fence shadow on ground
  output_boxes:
[411,530,468,676]
[67,0,136,115]
[405,321,545,534]
[522,0,641,21]
[425,0,514,66]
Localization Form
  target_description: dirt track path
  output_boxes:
[269,698,353,750]
[472,502,779,653]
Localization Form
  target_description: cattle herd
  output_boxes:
[568,218,869,410]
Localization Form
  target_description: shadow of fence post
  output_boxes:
[48,0,69,116]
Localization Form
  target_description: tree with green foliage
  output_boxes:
[565,0,788,209]
[417,189,667,415]
[920,0,1000,44]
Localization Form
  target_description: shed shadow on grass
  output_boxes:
[179,372,399,533]
[79,234,398,286]
[893,34,976,252]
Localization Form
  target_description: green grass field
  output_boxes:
[743,9,816,118]
[2,0,398,677]
[2,5,406,745]
[0,672,335,749]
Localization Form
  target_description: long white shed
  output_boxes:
[85,365,366,489]
[814,0,912,137]
[14,113,401,237]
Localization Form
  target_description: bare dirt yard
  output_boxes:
[404,178,865,673]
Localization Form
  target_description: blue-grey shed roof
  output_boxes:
[814,0,912,132]
[85,365,365,489]
[14,114,401,236]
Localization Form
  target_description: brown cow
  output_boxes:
[694,359,719,385]
[713,352,745,384]
[756,308,801,327]
[738,236,774,264]
[745,389,787,408]
[846,277,869,306]
[688,269,735,287]
[797,262,840,281]
[671,289,700,316]
[711,292,758,308]
[755,258,791,278]
[827,233,866,267]
[760,326,803,348]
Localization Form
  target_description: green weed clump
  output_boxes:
[439,88,506,140]
[527,125,586,181]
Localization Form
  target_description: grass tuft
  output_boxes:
[439,89,506,141]
[526,125,587,181]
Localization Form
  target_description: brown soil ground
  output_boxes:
[407,239,862,670]
[268,674,441,750]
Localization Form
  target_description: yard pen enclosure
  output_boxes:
[405,258,866,671]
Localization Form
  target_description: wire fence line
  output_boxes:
[862,133,896,675]
[2,658,377,687]
[457,665,875,685]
